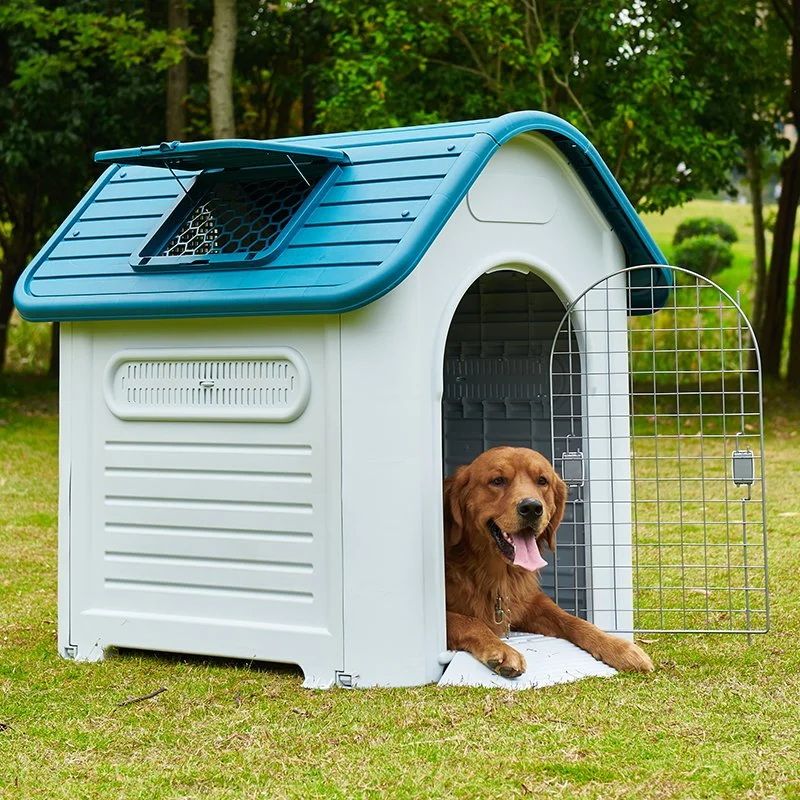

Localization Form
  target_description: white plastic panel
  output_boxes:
[339,132,629,687]
[467,174,557,224]
[62,317,343,687]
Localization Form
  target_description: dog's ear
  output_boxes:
[542,471,568,551]
[443,465,469,547]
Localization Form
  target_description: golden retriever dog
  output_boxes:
[444,447,653,677]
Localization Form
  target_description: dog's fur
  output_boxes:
[444,447,653,677]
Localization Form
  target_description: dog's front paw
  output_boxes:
[605,640,654,673]
[482,642,527,678]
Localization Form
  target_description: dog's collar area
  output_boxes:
[494,592,511,639]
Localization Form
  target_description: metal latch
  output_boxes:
[732,449,755,486]
[335,671,354,689]
[561,450,585,487]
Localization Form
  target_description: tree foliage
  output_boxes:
[673,217,738,246]
[672,234,734,279]
[0,0,183,370]
[316,0,783,214]
[1,0,799,381]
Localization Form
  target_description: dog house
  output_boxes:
[15,111,768,688]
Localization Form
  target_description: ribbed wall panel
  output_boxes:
[97,438,326,625]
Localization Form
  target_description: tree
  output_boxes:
[166,0,190,141]
[317,0,751,213]
[319,0,800,381]
[209,0,237,138]
[756,0,800,379]
[236,0,332,139]
[765,0,800,387]
[0,0,181,372]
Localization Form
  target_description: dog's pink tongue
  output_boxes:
[512,534,548,572]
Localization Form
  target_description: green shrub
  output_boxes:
[671,234,734,279]
[5,313,52,374]
[672,216,738,246]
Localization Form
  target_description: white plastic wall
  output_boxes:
[337,132,630,686]
[566,280,634,636]
[59,315,344,687]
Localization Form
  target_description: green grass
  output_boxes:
[2,375,800,799]
[2,200,800,798]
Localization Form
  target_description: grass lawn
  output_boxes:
[642,198,798,324]
[2,368,800,799]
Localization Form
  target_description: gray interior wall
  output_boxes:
[442,270,587,618]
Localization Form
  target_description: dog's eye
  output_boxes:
[537,476,548,486]
[489,476,507,487]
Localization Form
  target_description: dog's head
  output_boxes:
[443,447,567,572]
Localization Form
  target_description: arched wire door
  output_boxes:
[549,266,768,635]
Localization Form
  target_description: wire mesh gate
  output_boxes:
[549,266,768,635]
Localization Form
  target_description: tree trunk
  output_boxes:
[787,250,800,385]
[208,0,237,139]
[759,146,800,375]
[0,274,15,374]
[746,148,768,369]
[166,0,189,141]
[762,0,800,378]
[275,92,293,139]
[302,75,317,136]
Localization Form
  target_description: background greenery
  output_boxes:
[2,0,800,380]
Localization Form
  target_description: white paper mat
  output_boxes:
[438,633,618,689]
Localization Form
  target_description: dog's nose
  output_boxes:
[517,498,543,519]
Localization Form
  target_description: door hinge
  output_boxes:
[561,449,585,487]
[732,449,755,486]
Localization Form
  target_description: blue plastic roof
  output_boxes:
[94,138,351,171]
[15,111,669,322]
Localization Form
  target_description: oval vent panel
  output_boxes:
[104,347,310,422]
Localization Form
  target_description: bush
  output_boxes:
[671,234,734,279]
[672,216,738,246]
[5,313,52,374]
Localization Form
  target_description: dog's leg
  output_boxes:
[446,611,527,678]
[517,594,654,672]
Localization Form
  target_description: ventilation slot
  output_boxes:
[105,349,310,422]
[161,176,320,259]
[133,162,333,269]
